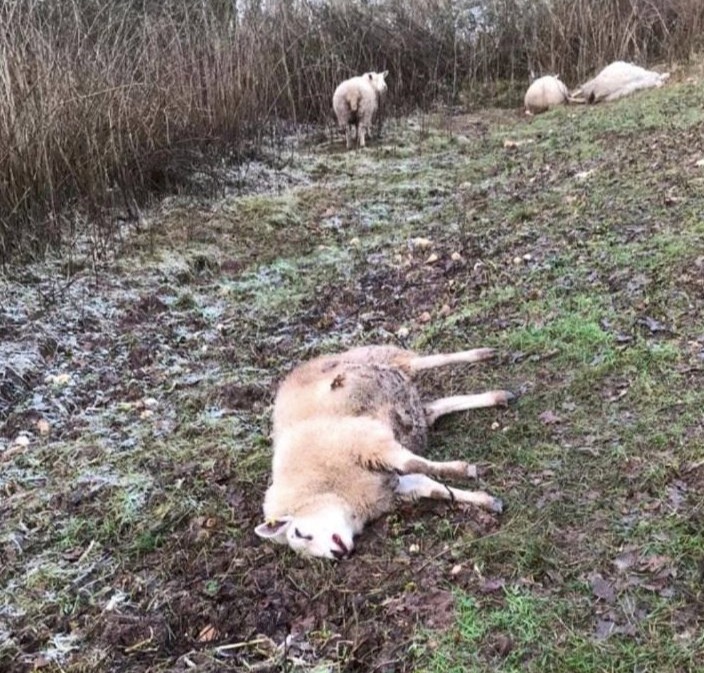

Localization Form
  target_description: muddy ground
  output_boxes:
[1,79,704,672]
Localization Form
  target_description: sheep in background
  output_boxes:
[524,74,570,115]
[333,71,388,149]
[255,345,514,560]
[571,61,670,104]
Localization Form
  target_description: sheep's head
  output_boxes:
[255,508,356,560]
[366,70,388,96]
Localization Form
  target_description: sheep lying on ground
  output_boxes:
[255,345,514,560]
[332,71,388,149]
[571,61,670,104]
[524,75,570,114]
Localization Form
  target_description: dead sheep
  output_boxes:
[332,71,388,149]
[524,75,570,115]
[255,345,514,560]
[571,61,670,104]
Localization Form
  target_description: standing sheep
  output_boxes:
[524,75,570,115]
[571,61,670,104]
[332,71,388,149]
[255,345,514,560]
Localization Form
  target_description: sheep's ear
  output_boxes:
[255,516,293,539]
[381,70,388,79]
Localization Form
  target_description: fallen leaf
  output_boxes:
[62,547,85,562]
[594,619,616,640]
[411,237,433,249]
[35,419,51,435]
[197,625,219,642]
[503,138,534,149]
[490,633,514,657]
[640,555,672,574]
[637,316,669,334]
[538,410,561,425]
[478,577,505,593]
[612,550,638,572]
[591,574,616,603]
[46,373,71,386]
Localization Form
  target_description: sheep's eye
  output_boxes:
[294,528,313,541]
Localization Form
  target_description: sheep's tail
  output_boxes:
[347,90,362,114]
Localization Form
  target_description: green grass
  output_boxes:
[2,77,704,672]
[424,586,703,673]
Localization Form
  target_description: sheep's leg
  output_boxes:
[396,473,503,513]
[370,442,476,480]
[358,124,366,148]
[407,348,497,373]
[345,124,353,149]
[425,391,515,426]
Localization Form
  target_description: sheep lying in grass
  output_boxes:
[332,71,388,149]
[255,345,514,560]
[571,61,670,104]
[524,75,570,115]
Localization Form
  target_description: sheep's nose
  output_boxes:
[331,533,350,559]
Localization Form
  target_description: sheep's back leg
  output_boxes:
[407,348,497,373]
[345,124,354,149]
[396,473,503,513]
[366,441,476,480]
[358,124,366,148]
[425,391,515,426]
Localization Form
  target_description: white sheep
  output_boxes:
[255,345,514,560]
[524,75,570,115]
[332,71,388,149]
[571,61,670,104]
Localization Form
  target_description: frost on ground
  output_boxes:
[2,87,704,672]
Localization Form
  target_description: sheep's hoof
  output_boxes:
[503,391,519,406]
[489,497,504,514]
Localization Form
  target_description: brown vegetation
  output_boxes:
[1,0,703,263]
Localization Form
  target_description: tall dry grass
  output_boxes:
[1,0,703,263]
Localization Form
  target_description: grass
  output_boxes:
[2,74,704,672]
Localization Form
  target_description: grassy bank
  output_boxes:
[2,72,703,670]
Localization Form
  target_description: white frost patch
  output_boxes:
[103,590,130,612]
[41,633,80,662]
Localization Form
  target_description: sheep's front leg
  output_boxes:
[368,442,477,480]
[425,390,515,426]
[396,473,503,513]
